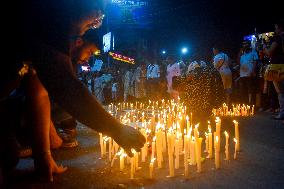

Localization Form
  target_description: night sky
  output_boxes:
[149,0,281,60]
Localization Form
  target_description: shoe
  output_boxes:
[273,114,284,120]
[58,129,79,148]
[265,108,273,113]
[18,146,32,158]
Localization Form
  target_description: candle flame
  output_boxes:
[151,158,156,163]
[215,117,220,122]
[233,120,238,124]
[234,138,238,143]
[224,131,228,137]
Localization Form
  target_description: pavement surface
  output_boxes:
[6,112,284,189]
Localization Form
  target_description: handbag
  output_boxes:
[264,64,284,81]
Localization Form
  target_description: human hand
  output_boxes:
[35,152,67,182]
[112,124,146,157]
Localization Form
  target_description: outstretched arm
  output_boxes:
[35,49,145,156]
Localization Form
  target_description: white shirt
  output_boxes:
[213,53,231,75]
[146,64,160,79]
[240,52,258,77]
[166,61,183,92]
[112,83,117,92]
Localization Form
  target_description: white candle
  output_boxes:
[109,138,112,161]
[130,157,134,179]
[151,137,156,159]
[214,135,220,169]
[175,138,180,169]
[233,120,240,151]
[190,137,196,165]
[224,131,229,160]
[234,138,238,160]
[215,117,221,151]
[99,133,104,158]
[184,135,190,176]
[208,130,213,159]
[205,132,208,152]
[149,158,156,179]
[167,132,174,177]
[196,137,203,173]
[119,150,126,171]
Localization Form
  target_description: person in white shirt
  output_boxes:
[123,69,134,102]
[133,64,146,99]
[146,62,160,99]
[112,82,118,102]
[239,42,258,104]
[213,46,232,104]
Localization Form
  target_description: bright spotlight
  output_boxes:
[162,50,166,54]
[181,47,188,54]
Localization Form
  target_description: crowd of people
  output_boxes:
[0,0,283,187]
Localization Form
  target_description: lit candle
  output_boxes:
[233,120,240,151]
[205,132,208,152]
[167,132,174,177]
[190,137,196,165]
[175,138,180,169]
[119,149,126,171]
[196,137,203,173]
[214,135,220,169]
[208,128,213,159]
[234,138,238,160]
[215,117,221,151]
[149,158,156,179]
[99,133,104,158]
[184,135,190,176]
[108,138,113,161]
[130,157,134,179]
[151,137,156,159]
[224,131,229,160]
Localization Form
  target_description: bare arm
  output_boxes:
[35,49,145,155]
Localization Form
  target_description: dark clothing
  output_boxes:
[270,34,284,64]
[176,66,225,117]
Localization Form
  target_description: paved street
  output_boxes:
[8,112,284,189]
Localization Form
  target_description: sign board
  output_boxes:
[103,32,112,53]
[92,59,103,72]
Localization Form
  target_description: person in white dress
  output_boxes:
[213,46,232,104]
[146,62,160,99]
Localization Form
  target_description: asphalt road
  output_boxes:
[7,112,284,189]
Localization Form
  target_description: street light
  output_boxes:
[181,47,188,54]
[162,50,166,55]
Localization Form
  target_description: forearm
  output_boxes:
[43,70,121,138]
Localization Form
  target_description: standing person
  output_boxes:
[146,61,160,100]
[239,42,258,104]
[123,68,134,102]
[133,63,146,100]
[2,0,146,182]
[213,45,232,105]
[166,56,185,101]
[263,20,284,120]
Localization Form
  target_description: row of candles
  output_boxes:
[213,103,254,117]
[99,100,241,179]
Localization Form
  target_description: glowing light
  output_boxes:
[181,47,188,54]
